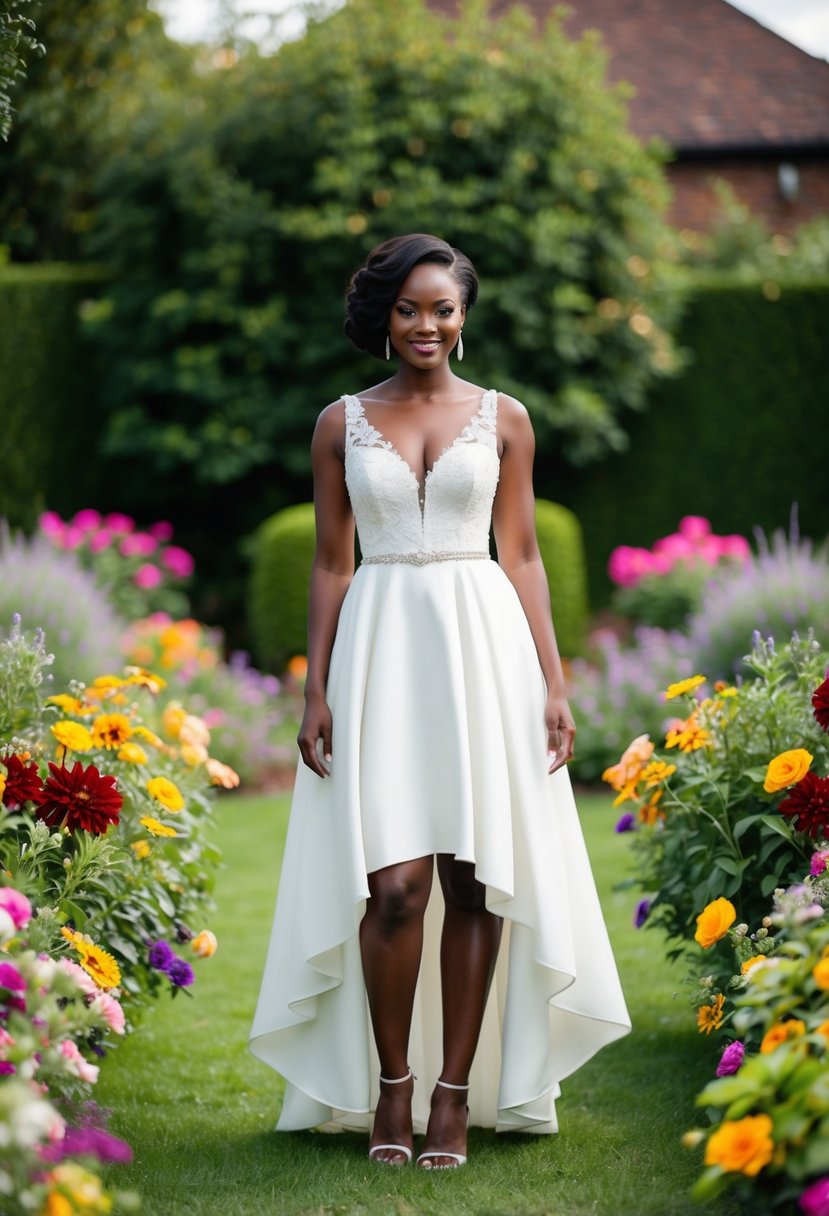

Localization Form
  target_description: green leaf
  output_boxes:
[759,814,793,839]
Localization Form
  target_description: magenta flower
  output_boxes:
[148,520,175,541]
[716,1041,745,1076]
[71,509,102,532]
[39,511,65,537]
[161,545,195,578]
[58,525,85,551]
[133,563,163,590]
[811,851,829,877]
[800,1177,829,1216]
[0,887,32,930]
[120,532,158,558]
[41,1125,133,1165]
[0,962,25,991]
[103,512,135,535]
[88,527,114,553]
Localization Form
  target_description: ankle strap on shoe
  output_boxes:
[436,1078,469,1090]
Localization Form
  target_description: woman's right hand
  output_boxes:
[297,692,333,778]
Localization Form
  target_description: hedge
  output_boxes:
[534,499,588,657]
[549,279,829,603]
[0,263,108,531]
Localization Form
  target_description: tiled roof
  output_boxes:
[429,0,829,151]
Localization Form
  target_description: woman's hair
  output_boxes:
[344,233,479,360]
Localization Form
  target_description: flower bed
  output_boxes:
[1,616,233,1210]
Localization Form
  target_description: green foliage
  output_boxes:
[534,499,588,657]
[613,634,828,957]
[0,0,191,260]
[85,0,678,503]
[0,264,108,531]
[0,0,43,142]
[248,503,316,672]
[559,280,829,604]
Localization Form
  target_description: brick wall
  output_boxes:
[668,158,829,233]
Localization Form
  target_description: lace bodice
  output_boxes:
[343,389,500,559]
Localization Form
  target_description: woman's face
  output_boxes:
[388,262,465,367]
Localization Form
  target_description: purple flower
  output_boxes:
[633,899,650,928]
[168,958,195,988]
[41,1126,133,1165]
[0,1060,15,1075]
[716,1041,745,1076]
[615,812,636,833]
[148,941,175,972]
[800,1177,829,1216]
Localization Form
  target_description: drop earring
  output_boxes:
[385,334,390,361]
[457,331,464,362]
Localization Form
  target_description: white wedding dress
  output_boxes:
[250,388,630,1135]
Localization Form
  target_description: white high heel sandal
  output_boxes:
[368,1069,415,1165]
[416,1079,469,1169]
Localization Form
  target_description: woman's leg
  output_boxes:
[420,855,503,1167]
[360,855,433,1162]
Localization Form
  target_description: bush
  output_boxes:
[686,522,829,680]
[248,503,316,673]
[534,499,589,657]
[0,526,124,688]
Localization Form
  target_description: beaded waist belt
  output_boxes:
[361,550,490,567]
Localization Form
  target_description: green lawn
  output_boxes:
[97,791,739,1216]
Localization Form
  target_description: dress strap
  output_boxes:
[475,388,499,439]
[342,394,392,452]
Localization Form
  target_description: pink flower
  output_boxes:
[103,512,135,535]
[88,527,114,554]
[71,509,102,532]
[120,532,158,558]
[608,545,654,588]
[59,1039,99,1084]
[90,991,125,1035]
[652,532,695,564]
[133,563,163,590]
[678,515,711,542]
[800,1177,829,1216]
[161,545,195,578]
[0,1027,14,1056]
[718,534,751,562]
[715,1041,745,1076]
[148,520,175,541]
[811,851,829,877]
[39,511,65,537]
[57,525,85,551]
[58,958,100,998]
[0,887,32,930]
[0,961,26,992]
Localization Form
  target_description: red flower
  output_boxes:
[34,761,122,835]
[778,771,829,839]
[813,676,829,732]
[1,753,43,808]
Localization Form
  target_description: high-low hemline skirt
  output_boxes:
[249,559,630,1134]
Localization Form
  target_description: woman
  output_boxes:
[250,233,630,1170]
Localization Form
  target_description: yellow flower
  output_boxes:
[147,776,185,812]
[761,1019,806,1053]
[694,897,736,948]
[124,666,167,693]
[665,713,711,752]
[641,760,677,787]
[813,958,829,990]
[44,1192,73,1216]
[139,816,177,838]
[664,675,705,700]
[92,674,125,691]
[763,748,813,793]
[206,758,241,789]
[191,929,218,958]
[50,721,93,752]
[91,713,133,749]
[602,734,654,792]
[47,694,85,715]
[117,742,148,765]
[180,742,209,768]
[714,681,738,698]
[75,941,121,991]
[0,773,6,801]
[49,1161,111,1213]
[704,1114,774,1176]
[60,926,87,947]
[132,725,165,750]
[741,955,766,975]
[697,992,725,1035]
[131,840,151,860]
[161,702,187,739]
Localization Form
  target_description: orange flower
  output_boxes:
[638,789,665,825]
[697,993,725,1035]
[123,666,167,693]
[191,929,218,958]
[761,1019,806,1053]
[815,1019,829,1044]
[287,654,308,680]
[602,734,654,792]
[763,749,813,793]
[205,758,241,789]
[812,958,829,990]
[694,897,736,948]
[91,713,133,749]
[740,955,766,975]
[665,713,711,752]
[704,1114,774,1176]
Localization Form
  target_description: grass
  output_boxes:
[96,791,740,1216]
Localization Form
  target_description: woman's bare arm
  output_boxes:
[491,395,576,774]
[297,402,356,777]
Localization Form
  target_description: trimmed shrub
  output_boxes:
[535,499,589,657]
[248,503,316,673]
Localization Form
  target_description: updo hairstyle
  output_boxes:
[344,233,479,360]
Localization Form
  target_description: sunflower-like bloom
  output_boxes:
[34,761,122,835]
[51,721,94,753]
[91,713,133,750]
[665,713,711,752]
[75,941,121,990]
[146,776,184,812]
[696,992,725,1035]
[664,675,705,700]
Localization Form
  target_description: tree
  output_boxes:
[0,0,42,142]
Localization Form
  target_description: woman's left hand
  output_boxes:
[546,692,576,775]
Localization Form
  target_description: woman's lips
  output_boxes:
[409,340,442,353]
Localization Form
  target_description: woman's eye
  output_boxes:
[438,308,454,317]
[397,307,415,316]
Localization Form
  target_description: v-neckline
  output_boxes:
[353,388,492,510]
